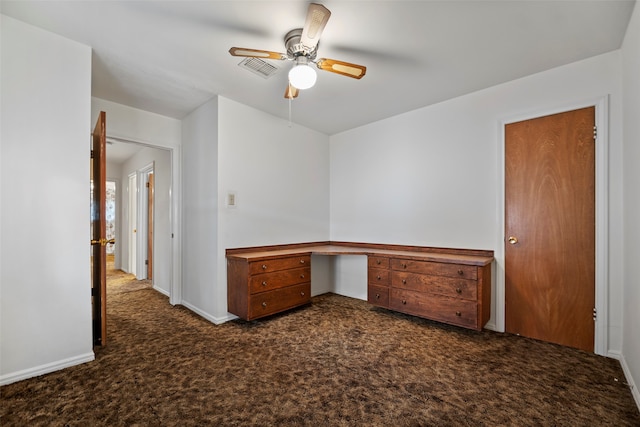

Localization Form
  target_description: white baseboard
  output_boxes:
[180,300,237,325]
[618,353,640,412]
[484,321,497,331]
[0,352,95,386]
[153,285,170,297]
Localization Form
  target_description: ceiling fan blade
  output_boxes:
[300,3,331,50]
[229,47,287,60]
[316,58,367,79]
[284,84,299,99]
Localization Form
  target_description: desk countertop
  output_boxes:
[227,243,493,266]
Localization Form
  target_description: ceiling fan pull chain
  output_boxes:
[288,95,293,128]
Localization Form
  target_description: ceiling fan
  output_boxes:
[229,3,366,99]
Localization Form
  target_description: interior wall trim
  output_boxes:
[0,352,95,386]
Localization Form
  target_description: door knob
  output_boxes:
[508,236,519,245]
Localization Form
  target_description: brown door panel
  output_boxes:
[505,106,595,352]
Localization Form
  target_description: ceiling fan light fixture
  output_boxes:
[288,57,317,90]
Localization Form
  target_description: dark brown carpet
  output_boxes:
[1,288,638,426]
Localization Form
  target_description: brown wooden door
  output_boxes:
[505,106,595,352]
[91,111,107,346]
[147,173,154,280]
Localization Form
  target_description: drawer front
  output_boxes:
[249,255,310,275]
[368,268,390,286]
[249,267,310,294]
[390,289,478,329]
[368,284,389,308]
[368,256,390,269]
[391,259,477,280]
[391,272,477,300]
[249,283,311,319]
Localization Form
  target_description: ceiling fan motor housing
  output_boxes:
[285,28,317,60]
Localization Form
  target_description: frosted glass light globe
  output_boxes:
[288,64,317,90]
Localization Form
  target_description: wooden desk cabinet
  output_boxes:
[227,242,493,329]
[227,254,311,321]
[387,258,490,331]
[366,255,491,331]
[367,255,391,308]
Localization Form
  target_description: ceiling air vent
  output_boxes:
[238,57,280,79]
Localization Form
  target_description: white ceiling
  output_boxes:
[1,1,635,135]
[105,137,145,165]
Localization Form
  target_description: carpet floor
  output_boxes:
[106,266,153,295]
[1,285,639,426]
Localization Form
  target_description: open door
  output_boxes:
[91,111,108,346]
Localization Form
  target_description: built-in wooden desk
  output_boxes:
[227,241,493,331]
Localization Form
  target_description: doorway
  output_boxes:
[135,164,154,281]
[104,177,152,294]
[106,180,117,267]
[505,106,595,352]
[127,172,137,277]
[106,138,173,298]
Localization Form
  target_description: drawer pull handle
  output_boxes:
[457,269,464,276]
[376,260,381,265]
[456,288,462,294]
[455,311,462,317]
[402,300,407,305]
[300,292,305,296]
[262,302,267,307]
[262,264,267,270]
[377,275,382,280]
[402,279,407,284]
[262,281,267,286]
[300,259,305,264]
[300,274,305,279]
[402,263,407,269]
[375,293,380,299]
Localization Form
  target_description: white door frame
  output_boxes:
[496,95,609,356]
[127,172,137,277]
[136,163,154,280]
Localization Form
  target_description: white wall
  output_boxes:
[181,98,220,321]
[330,51,624,355]
[91,98,182,304]
[91,98,181,149]
[0,15,93,384]
[217,98,331,320]
[181,97,331,323]
[621,1,640,408]
[120,147,172,294]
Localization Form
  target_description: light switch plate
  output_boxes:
[227,192,237,208]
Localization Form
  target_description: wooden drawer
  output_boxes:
[249,283,311,319]
[368,284,389,308]
[249,255,310,275]
[368,256,390,269]
[368,268,390,286]
[249,267,310,294]
[391,259,477,280]
[391,272,477,300]
[390,288,478,329]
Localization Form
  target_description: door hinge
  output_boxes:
[145,259,149,265]
[593,126,597,141]
[91,149,94,158]
[593,307,597,321]
[146,182,150,188]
